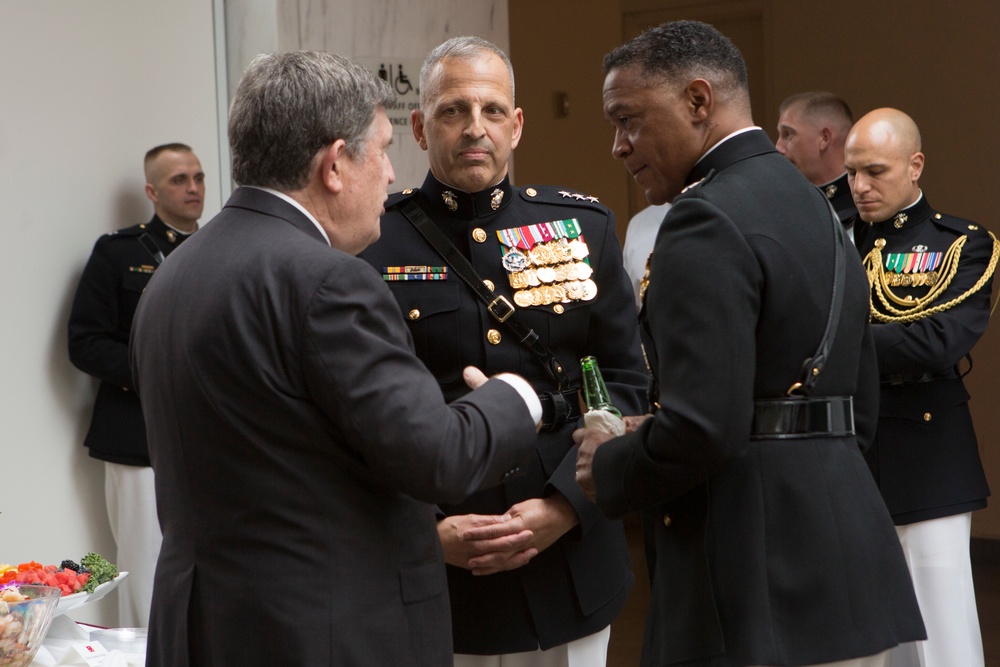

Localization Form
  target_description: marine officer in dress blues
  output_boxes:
[68,143,204,628]
[848,108,1000,667]
[359,36,646,667]
[777,92,858,236]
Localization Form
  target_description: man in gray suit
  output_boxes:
[131,51,541,667]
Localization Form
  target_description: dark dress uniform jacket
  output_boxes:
[854,196,994,524]
[360,173,648,653]
[130,187,538,667]
[592,131,925,666]
[68,215,189,466]
[820,172,857,226]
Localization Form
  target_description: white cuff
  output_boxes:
[495,373,542,427]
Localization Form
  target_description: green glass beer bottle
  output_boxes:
[580,356,623,418]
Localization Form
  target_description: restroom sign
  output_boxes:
[357,57,422,134]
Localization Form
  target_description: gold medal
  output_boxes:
[565,280,584,300]
[509,271,529,289]
[514,290,534,307]
[525,268,540,286]
[580,279,598,301]
[536,266,556,283]
[574,262,593,280]
[529,246,547,266]
[569,239,589,260]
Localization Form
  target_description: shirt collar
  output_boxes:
[248,186,331,246]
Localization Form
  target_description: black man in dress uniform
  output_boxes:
[777,91,858,238]
[359,37,646,667]
[575,22,925,667]
[68,143,204,627]
[847,108,999,667]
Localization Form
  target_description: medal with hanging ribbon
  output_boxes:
[497,218,597,307]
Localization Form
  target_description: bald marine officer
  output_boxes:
[847,107,999,667]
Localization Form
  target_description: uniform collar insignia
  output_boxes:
[824,183,837,199]
[442,190,458,211]
[490,188,504,211]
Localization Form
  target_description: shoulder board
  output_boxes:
[673,169,719,201]
[519,185,610,213]
[386,187,418,210]
[931,211,989,237]
[106,223,148,238]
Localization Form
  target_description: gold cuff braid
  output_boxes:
[863,232,1000,323]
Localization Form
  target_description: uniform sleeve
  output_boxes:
[67,240,135,389]
[593,197,760,516]
[854,322,880,452]
[871,230,996,375]
[547,207,649,534]
[300,259,537,505]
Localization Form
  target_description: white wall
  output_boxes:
[0,0,225,625]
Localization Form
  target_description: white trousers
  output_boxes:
[454,626,610,667]
[105,461,161,628]
[887,513,984,667]
[753,648,891,667]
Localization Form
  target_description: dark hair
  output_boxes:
[603,20,748,101]
[780,91,853,127]
[145,143,193,165]
[228,51,395,191]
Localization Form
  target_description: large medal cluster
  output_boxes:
[497,218,598,308]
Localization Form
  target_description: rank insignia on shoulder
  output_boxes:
[382,266,448,281]
[558,190,599,202]
[680,177,706,194]
[129,265,156,274]
[496,219,596,307]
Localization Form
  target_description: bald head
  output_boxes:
[844,108,924,223]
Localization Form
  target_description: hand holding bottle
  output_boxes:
[580,356,626,436]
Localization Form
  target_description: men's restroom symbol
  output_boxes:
[376,63,414,95]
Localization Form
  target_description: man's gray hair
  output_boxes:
[229,51,395,191]
[419,36,515,108]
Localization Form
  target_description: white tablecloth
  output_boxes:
[30,616,145,666]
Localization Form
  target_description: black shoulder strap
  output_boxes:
[792,199,846,396]
[399,199,571,390]
[138,233,165,266]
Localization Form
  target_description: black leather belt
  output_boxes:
[750,396,854,440]
[538,389,582,432]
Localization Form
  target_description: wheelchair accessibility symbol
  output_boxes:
[378,63,415,96]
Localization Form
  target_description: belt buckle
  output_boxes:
[488,295,515,323]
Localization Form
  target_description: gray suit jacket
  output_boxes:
[131,187,536,666]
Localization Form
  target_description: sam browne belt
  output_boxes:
[752,198,854,440]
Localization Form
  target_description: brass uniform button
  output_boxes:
[525,187,538,197]
[472,228,488,243]
[402,188,413,195]
[923,412,932,422]
[553,304,564,314]
[408,309,420,321]
[934,213,942,219]
[662,514,672,527]
[487,329,501,345]
[483,279,495,292]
